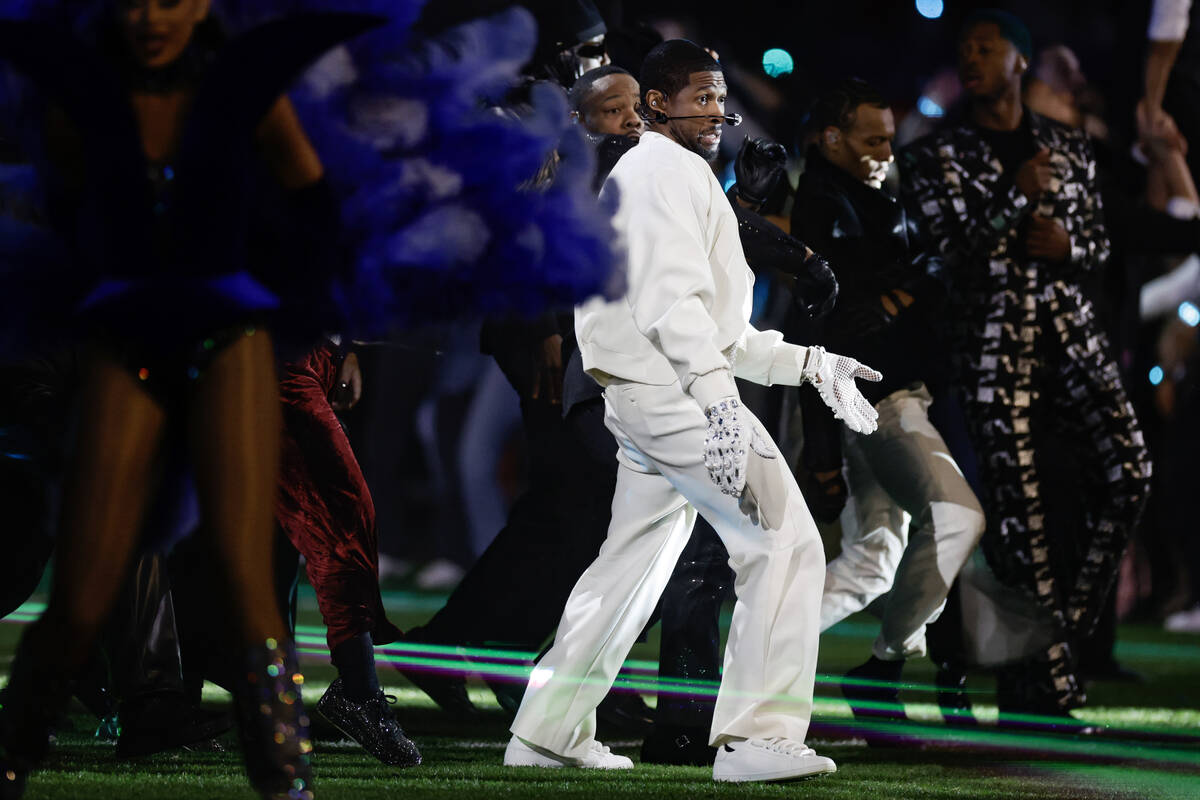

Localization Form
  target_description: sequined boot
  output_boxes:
[232,639,314,800]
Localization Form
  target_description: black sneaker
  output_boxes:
[640,725,716,766]
[841,657,907,723]
[394,666,478,716]
[841,657,915,748]
[597,692,655,735]
[935,667,978,728]
[317,678,422,767]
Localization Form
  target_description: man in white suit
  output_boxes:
[504,39,881,783]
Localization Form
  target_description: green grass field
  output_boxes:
[3,587,1200,800]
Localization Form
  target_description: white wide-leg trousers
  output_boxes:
[510,380,826,758]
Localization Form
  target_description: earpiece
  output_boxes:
[826,131,839,145]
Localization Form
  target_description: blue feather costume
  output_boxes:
[0,0,619,352]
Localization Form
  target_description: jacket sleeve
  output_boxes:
[1065,136,1111,275]
[616,163,739,406]
[731,323,810,387]
[900,140,1031,266]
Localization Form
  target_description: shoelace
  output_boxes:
[756,737,815,758]
[588,741,613,756]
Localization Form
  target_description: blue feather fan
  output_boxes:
[0,0,620,346]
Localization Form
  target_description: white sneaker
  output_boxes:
[504,736,634,769]
[712,738,837,783]
[1165,604,1200,633]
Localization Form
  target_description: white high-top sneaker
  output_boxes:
[503,736,634,769]
[712,737,837,782]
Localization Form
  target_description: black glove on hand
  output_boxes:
[734,136,787,206]
[841,298,895,338]
[794,251,838,320]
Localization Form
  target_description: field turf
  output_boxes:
[3,587,1199,799]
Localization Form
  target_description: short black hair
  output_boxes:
[638,39,721,107]
[807,78,888,135]
[568,65,633,112]
[961,8,1032,59]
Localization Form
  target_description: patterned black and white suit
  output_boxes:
[900,110,1152,712]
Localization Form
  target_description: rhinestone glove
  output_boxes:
[800,346,882,434]
[703,397,777,498]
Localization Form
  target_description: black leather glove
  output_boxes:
[794,251,838,320]
[839,297,895,338]
[733,136,787,207]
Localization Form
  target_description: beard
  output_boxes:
[689,128,721,161]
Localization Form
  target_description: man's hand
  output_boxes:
[846,288,916,336]
[734,136,788,207]
[1015,149,1055,201]
[530,334,564,405]
[800,346,882,434]
[1137,99,1188,159]
[331,351,363,411]
[797,250,838,319]
[1025,213,1071,262]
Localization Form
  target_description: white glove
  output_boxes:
[703,397,776,497]
[801,346,882,434]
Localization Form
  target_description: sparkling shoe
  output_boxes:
[712,738,836,783]
[232,639,314,800]
[503,736,633,769]
[316,678,421,767]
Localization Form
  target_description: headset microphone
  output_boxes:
[642,109,743,126]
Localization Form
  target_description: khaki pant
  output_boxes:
[820,383,985,660]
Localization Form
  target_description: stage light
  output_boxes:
[916,0,944,19]
[1179,300,1200,327]
[1149,365,1165,386]
[918,95,945,117]
[762,48,794,78]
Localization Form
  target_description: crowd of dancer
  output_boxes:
[1,0,1197,797]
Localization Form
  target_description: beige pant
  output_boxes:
[510,380,826,757]
[820,384,985,660]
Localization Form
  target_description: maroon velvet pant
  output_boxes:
[276,344,400,650]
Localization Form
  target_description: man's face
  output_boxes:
[117,0,211,69]
[578,73,644,140]
[648,69,727,161]
[822,104,895,187]
[958,23,1024,100]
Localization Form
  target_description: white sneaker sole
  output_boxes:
[503,737,632,769]
[713,760,837,782]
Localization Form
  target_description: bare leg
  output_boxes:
[42,354,167,666]
[187,329,285,645]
